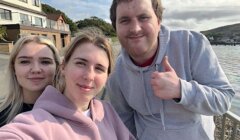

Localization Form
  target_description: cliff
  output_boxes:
[201,23,240,45]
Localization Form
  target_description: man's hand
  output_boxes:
[151,56,181,99]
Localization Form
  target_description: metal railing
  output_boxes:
[214,111,240,140]
[46,19,70,32]
[19,19,70,32]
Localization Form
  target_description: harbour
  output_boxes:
[212,45,240,116]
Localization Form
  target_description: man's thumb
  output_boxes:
[162,56,173,72]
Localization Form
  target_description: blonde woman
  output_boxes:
[0,35,60,127]
[0,28,135,140]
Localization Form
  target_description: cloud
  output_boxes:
[42,0,112,22]
[160,0,240,30]
[162,19,199,30]
[162,0,240,8]
[164,6,240,21]
[41,0,240,31]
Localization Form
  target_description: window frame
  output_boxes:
[34,16,43,27]
[32,0,40,7]
[0,8,12,20]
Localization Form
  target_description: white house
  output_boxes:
[0,0,71,52]
[0,0,46,27]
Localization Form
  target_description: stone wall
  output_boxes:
[0,42,13,54]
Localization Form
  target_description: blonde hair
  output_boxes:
[0,35,61,123]
[55,27,114,93]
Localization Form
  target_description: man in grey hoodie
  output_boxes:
[106,0,235,140]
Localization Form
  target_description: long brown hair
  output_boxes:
[54,27,114,93]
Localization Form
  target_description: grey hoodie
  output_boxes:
[106,25,235,140]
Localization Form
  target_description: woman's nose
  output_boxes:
[83,68,95,81]
[30,63,42,73]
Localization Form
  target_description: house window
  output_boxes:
[32,0,40,7]
[19,0,27,3]
[20,13,31,25]
[20,13,29,21]
[0,8,12,20]
[34,17,43,27]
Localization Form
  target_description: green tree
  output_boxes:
[0,25,7,41]
[76,16,116,37]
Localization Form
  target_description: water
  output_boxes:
[212,45,240,116]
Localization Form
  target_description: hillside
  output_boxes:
[201,23,240,45]
[76,16,116,36]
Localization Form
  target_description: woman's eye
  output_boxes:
[19,60,30,64]
[76,61,86,66]
[41,60,53,65]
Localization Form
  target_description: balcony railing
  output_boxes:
[20,20,43,28]
[214,111,240,140]
[20,20,32,26]
[19,19,70,32]
[46,19,70,32]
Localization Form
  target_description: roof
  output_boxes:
[46,13,65,22]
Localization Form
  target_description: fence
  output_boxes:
[215,111,240,140]
[0,42,13,53]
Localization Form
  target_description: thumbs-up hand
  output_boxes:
[150,56,181,100]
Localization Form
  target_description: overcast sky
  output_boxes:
[41,0,240,31]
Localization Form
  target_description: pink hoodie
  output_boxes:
[0,86,135,140]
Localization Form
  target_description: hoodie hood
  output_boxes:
[34,86,104,123]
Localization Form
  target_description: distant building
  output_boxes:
[208,36,214,41]
[0,0,71,53]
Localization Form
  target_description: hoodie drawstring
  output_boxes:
[140,66,166,130]
[155,64,166,130]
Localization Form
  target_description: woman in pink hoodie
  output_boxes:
[0,27,135,140]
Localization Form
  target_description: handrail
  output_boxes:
[214,111,240,140]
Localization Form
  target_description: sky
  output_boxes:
[41,0,240,31]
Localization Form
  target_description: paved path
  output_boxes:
[0,53,9,73]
